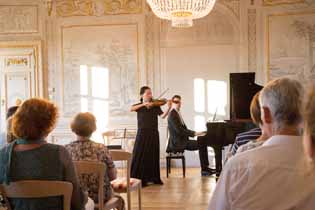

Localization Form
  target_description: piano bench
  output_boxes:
[166,152,186,178]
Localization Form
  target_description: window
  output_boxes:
[194,78,227,131]
[80,65,109,143]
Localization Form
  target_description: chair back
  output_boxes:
[110,150,132,194]
[73,161,105,210]
[0,180,73,210]
[102,131,116,145]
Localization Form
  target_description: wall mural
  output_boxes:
[62,24,138,120]
[56,0,142,17]
[267,12,315,83]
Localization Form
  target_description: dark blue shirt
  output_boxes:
[231,127,262,155]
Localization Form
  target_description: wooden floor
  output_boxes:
[125,168,217,210]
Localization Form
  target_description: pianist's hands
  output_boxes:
[195,131,207,137]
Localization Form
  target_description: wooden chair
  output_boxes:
[110,150,142,210]
[165,128,186,178]
[0,180,73,210]
[102,131,122,150]
[73,161,122,210]
[166,152,186,178]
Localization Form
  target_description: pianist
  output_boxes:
[166,95,215,176]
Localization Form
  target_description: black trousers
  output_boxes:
[185,139,211,170]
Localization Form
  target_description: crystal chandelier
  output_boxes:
[146,0,216,28]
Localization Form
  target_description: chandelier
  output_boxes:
[146,0,216,28]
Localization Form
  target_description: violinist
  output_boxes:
[130,86,171,187]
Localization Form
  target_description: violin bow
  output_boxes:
[156,88,170,99]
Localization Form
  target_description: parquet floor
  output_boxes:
[126,168,217,210]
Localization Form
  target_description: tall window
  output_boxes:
[194,78,227,131]
[80,65,109,143]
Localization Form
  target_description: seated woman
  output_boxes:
[236,92,270,154]
[65,112,125,210]
[0,98,87,210]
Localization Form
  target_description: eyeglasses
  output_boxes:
[172,100,181,104]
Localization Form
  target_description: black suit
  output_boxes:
[166,109,209,170]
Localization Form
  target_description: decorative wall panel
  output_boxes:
[0,5,38,34]
[61,24,139,119]
[267,11,315,82]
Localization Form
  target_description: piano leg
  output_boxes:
[212,145,223,176]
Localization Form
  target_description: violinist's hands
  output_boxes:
[167,100,172,109]
[144,101,154,109]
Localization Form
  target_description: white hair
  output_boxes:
[259,77,303,131]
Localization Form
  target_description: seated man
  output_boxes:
[209,77,315,210]
[166,95,214,176]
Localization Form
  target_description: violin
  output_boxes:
[150,98,167,107]
[146,88,170,108]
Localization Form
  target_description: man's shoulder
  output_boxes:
[227,145,269,170]
[168,109,178,119]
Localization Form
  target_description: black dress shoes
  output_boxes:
[201,168,216,176]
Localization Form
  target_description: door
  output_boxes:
[0,47,38,144]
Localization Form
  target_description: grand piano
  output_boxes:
[198,73,262,175]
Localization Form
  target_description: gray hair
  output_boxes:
[259,77,303,131]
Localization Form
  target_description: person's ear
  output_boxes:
[310,136,315,159]
[262,106,272,124]
[303,133,315,160]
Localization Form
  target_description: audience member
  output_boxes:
[209,77,315,210]
[235,92,270,154]
[230,92,263,154]
[6,105,19,143]
[0,98,87,210]
[66,112,125,210]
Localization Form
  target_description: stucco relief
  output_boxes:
[220,0,240,19]
[62,24,138,119]
[248,9,257,72]
[263,0,304,6]
[268,12,315,82]
[0,6,38,34]
[145,6,156,86]
[56,0,142,17]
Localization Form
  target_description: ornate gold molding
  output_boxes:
[6,57,29,67]
[263,0,304,6]
[56,0,142,17]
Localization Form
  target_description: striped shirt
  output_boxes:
[231,127,261,155]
